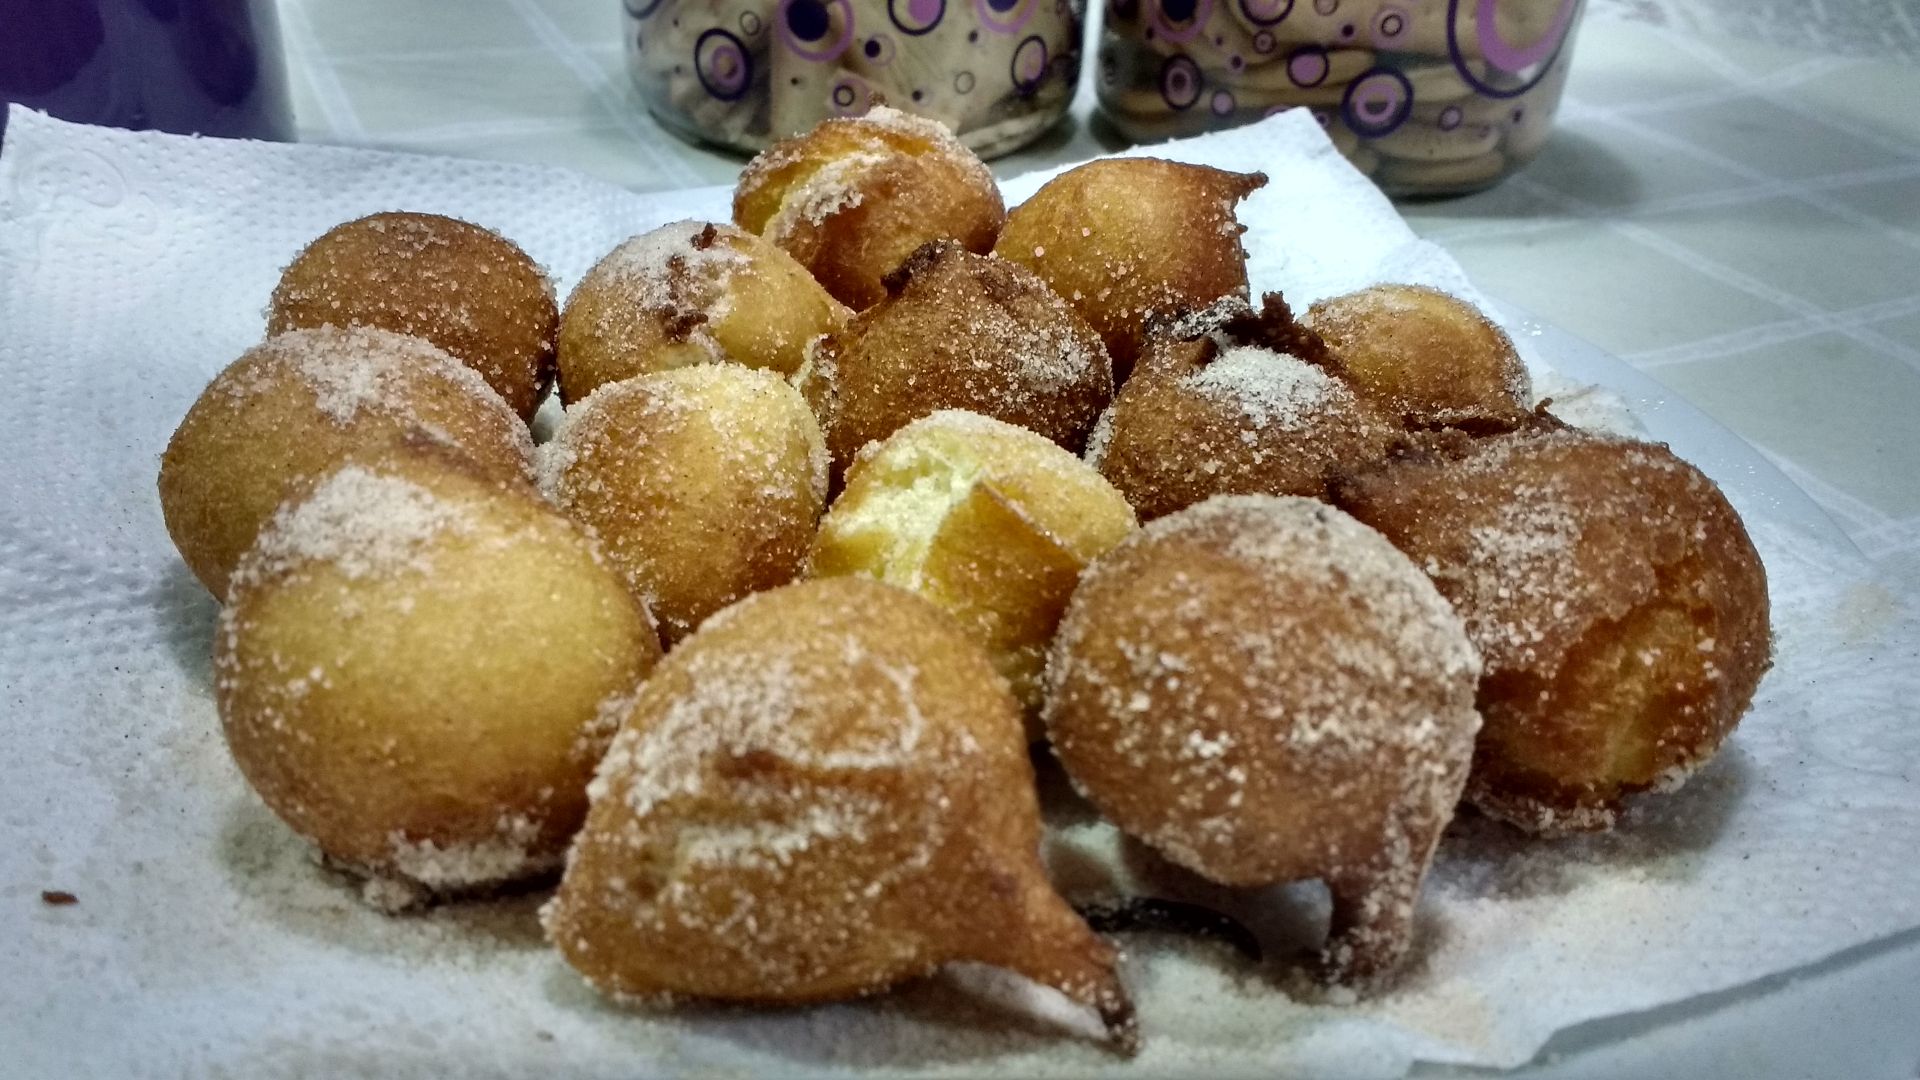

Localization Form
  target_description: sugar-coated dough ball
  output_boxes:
[809,410,1137,720]
[1044,495,1482,987]
[268,211,558,420]
[556,220,850,405]
[995,158,1265,378]
[544,577,1136,1051]
[1334,427,1772,834]
[541,365,830,645]
[733,106,1006,310]
[216,451,662,908]
[1089,297,1397,521]
[795,239,1112,474]
[1306,284,1532,431]
[158,326,534,600]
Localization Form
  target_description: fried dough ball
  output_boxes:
[555,220,850,405]
[216,451,662,907]
[267,211,558,421]
[1089,296,1397,521]
[733,106,1005,310]
[795,240,1113,474]
[541,365,829,645]
[995,158,1266,379]
[1306,284,1532,432]
[545,577,1137,1052]
[1333,428,1772,835]
[158,327,534,600]
[1044,496,1482,987]
[809,411,1137,723]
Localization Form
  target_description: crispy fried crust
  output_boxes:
[1306,284,1532,433]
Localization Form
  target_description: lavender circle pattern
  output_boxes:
[779,0,855,62]
[696,28,754,100]
[889,0,946,35]
[1237,0,1292,27]
[1341,66,1412,136]
[1011,36,1050,94]
[1160,53,1202,109]
[1446,0,1578,98]
[1151,0,1213,45]
[976,0,1039,35]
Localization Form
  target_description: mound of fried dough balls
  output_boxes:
[541,365,829,645]
[216,450,662,907]
[555,220,849,405]
[733,106,1005,311]
[1334,427,1771,835]
[1306,284,1533,432]
[809,411,1137,721]
[267,211,559,421]
[1089,295,1397,521]
[796,239,1112,474]
[545,577,1138,1052]
[158,326,534,600]
[995,158,1265,378]
[1044,495,1482,987]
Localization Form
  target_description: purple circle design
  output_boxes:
[1011,35,1049,94]
[695,28,753,100]
[1341,66,1412,137]
[1253,30,1276,53]
[1312,0,1337,14]
[889,0,946,35]
[865,34,898,63]
[1445,0,1577,99]
[1211,89,1236,115]
[780,0,855,61]
[1150,0,1213,46]
[739,10,763,34]
[1237,0,1293,26]
[976,0,1038,35]
[955,69,977,93]
[1286,45,1329,87]
[1371,4,1409,48]
[1160,53,1202,110]
[1438,103,1463,129]
[625,0,665,19]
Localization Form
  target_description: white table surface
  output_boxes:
[259,1,1920,1074]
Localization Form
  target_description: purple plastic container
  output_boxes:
[0,0,294,145]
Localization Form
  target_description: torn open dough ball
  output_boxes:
[795,239,1113,475]
[995,158,1265,379]
[216,451,662,908]
[158,326,534,600]
[541,364,829,645]
[1045,495,1481,987]
[809,411,1137,722]
[555,220,849,405]
[1306,284,1532,432]
[1090,296,1397,521]
[545,577,1137,1052]
[1334,427,1771,834]
[267,211,558,420]
[733,106,1006,310]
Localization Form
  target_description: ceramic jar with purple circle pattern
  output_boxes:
[1096,0,1585,194]
[627,0,1083,158]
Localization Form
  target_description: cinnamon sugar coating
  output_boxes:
[1334,426,1772,834]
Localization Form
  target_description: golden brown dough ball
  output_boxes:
[545,577,1136,1051]
[1306,284,1532,432]
[555,220,850,405]
[267,211,558,420]
[541,364,829,645]
[995,158,1266,379]
[809,410,1137,722]
[1045,495,1482,988]
[158,326,534,600]
[1089,297,1397,521]
[795,239,1113,475]
[1333,427,1772,834]
[733,106,1005,310]
[216,450,662,908]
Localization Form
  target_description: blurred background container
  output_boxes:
[625,0,1085,159]
[1096,0,1585,194]
[0,0,293,145]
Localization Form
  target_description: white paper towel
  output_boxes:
[1,105,1916,1079]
